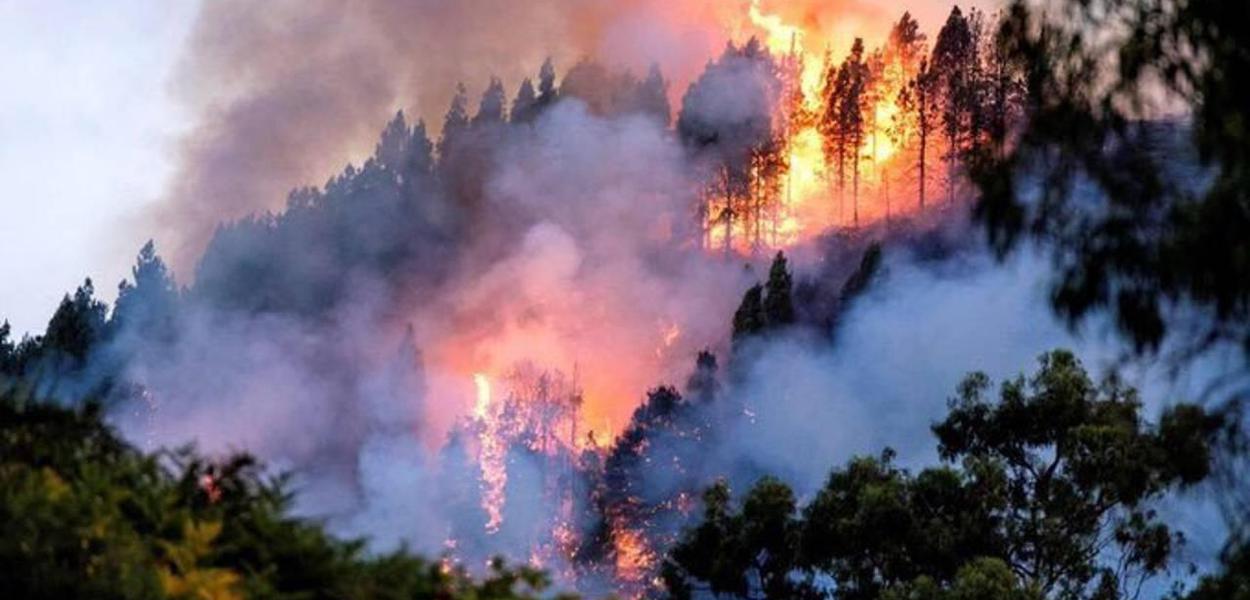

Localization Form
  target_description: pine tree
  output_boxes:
[888,12,926,70]
[980,11,1024,155]
[840,39,868,227]
[884,12,928,215]
[0,321,14,376]
[763,251,796,327]
[510,78,537,123]
[818,53,845,213]
[374,110,410,176]
[536,58,558,111]
[932,6,975,205]
[685,351,720,405]
[44,279,108,365]
[111,241,178,344]
[473,77,506,125]
[677,38,782,254]
[438,83,470,163]
[824,59,845,191]
[965,8,989,156]
[732,284,766,344]
[901,57,938,209]
[403,119,435,187]
[637,63,671,126]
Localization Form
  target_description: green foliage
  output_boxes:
[112,240,179,345]
[883,558,1042,600]
[969,2,1250,564]
[43,278,108,366]
[732,252,797,346]
[1183,542,1250,600]
[732,284,767,344]
[662,477,813,600]
[0,385,576,600]
[934,349,1220,597]
[971,0,1250,361]
[663,350,1219,599]
[764,251,797,327]
[839,243,883,305]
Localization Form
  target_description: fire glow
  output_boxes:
[743,0,918,244]
[433,2,969,591]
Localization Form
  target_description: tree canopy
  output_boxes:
[662,350,1219,600]
[0,384,575,600]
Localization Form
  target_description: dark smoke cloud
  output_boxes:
[153,0,1003,272]
[155,0,737,270]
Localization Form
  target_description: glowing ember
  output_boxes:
[613,522,657,590]
[198,473,222,504]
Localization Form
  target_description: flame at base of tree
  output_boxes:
[435,2,1024,595]
[697,1,1012,256]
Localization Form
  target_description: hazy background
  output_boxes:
[0,1,197,336]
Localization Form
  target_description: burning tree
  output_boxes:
[678,38,788,255]
[578,352,723,597]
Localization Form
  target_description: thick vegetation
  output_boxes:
[660,350,1220,599]
[0,382,572,600]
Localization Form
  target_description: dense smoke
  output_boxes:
[119,91,751,564]
[83,0,1228,593]
[154,0,999,270]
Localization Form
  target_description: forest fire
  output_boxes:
[79,0,1028,597]
[697,1,939,256]
[13,0,1241,598]
[420,2,1025,594]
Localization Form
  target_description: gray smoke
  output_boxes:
[105,0,1228,592]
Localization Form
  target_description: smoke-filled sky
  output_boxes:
[0,0,1001,336]
[1,1,1231,589]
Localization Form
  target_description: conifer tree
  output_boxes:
[637,63,671,127]
[44,279,107,365]
[111,240,178,344]
[438,83,470,163]
[510,78,537,123]
[473,77,506,125]
[900,58,938,209]
[763,252,795,327]
[932,6,975,204]
[404,119,435,187]
[536,58,559,111]
[374,110,410,175]
[841,39,868,226]
[732,284,766,344]
[979,11,1024,155]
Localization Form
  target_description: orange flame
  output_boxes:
[473,373,507,533]
[702,0,919,250]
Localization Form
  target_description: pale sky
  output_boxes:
[0,2,198,336]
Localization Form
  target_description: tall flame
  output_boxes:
[735,0,915,243]
[473,373,507,533]
[473,373,492,419]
